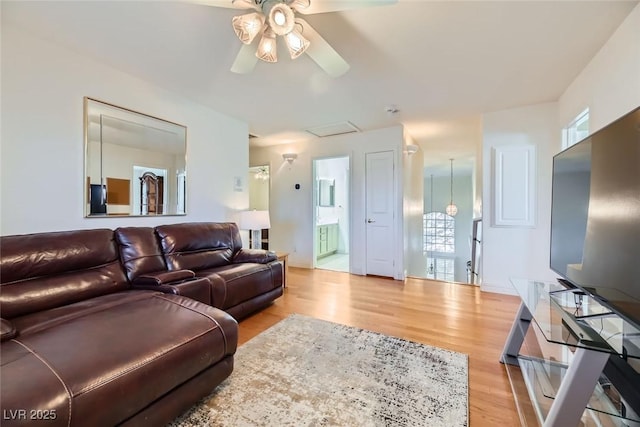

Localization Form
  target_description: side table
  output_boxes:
[275,252,289,288]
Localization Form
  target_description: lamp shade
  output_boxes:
[405,144,419,155]
[282,153,298,163]
[232,12,265,45]
[239,210,271,230]
[256,30,278,63]
[284,28,310,59]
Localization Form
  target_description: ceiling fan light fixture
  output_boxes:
[231,0,260,10]
[232,12,265,44]
[254,166,269,180]
[287,0,310,11]
[267,3,295,35]
[284,28,310,59]
[256,29,278,62]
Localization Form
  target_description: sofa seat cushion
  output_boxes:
[1,291,237,427]
[200,263,278,310]
[11,291,152,336]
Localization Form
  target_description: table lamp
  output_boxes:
[239,210,271,249]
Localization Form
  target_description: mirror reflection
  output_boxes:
[318,179,335,207]
[84,98,187,217]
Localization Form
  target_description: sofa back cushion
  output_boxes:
[115,227,167,281]
[155,222,242,271]
[0,229,129,319]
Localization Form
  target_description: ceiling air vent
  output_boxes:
[305,121,360,138]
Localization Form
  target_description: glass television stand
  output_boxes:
[501,278,640,427]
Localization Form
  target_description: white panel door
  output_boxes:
[365,151,395,277]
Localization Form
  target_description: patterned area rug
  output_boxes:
[170,314,468,426]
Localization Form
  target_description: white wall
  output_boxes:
[250,126,404,278]
[1,22,249,235]
[558,3,640,134]
[480,4,640,295]
[481,103,559,294]
[402,133,424,280]
[473,133,484,219]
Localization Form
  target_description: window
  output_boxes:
[424,212,455,281]
[423,212,455,253]
[563,108,589,149]
[425,257,455,282]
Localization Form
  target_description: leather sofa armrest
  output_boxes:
[132,277,212,305]
[132,269,195,286]
[233,249,277,264]
[1,318,17,341]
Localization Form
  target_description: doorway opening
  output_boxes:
[409,165,476,284]
[313,156,350,273]
[248,165,270,249]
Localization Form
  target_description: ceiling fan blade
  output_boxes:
[296,18,349,77]
[295,0,397,15]
[231,43,259,74]
[183,0,259,11]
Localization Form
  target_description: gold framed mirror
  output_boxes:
[84,97,187,217]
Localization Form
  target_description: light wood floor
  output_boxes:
[238,267,524,426]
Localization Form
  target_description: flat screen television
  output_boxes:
[550,106,640,331]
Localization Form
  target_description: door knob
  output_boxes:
[367,219,376,223]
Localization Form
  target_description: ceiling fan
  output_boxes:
[192,0,397,77]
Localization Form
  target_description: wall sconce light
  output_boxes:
[405,144,419,155]
[282,153,298,164]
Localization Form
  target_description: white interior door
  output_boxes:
[365,151,395,277]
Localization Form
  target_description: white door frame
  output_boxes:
[312,154,352,271]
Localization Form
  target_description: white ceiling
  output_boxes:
[2,0,637,175]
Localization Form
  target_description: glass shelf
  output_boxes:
[504,278,640,426]
[516,355,640,426]
[509,278,640,360]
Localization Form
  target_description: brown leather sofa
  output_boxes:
[115,222,283,320]
[0,222,281,426]
[153,222,283,319]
